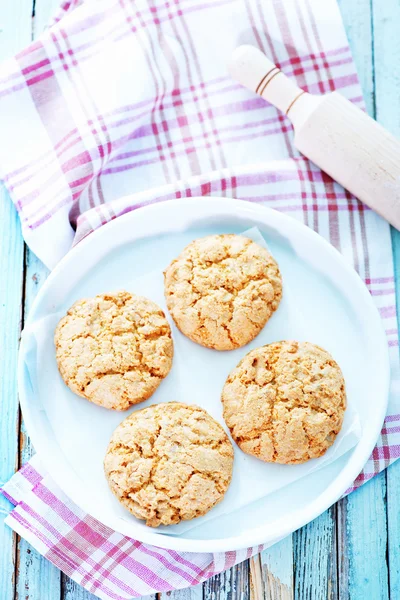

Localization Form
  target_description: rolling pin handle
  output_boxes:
[229,45,309,117]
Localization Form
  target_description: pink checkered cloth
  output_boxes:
[0,0,399,598]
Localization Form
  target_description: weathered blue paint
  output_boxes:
[346,472,389,600]
[257,535,294,599]
[294,508,337,599]
[204,561,249,600]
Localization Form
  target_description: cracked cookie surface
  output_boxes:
[164,234,282,350]
[104,402,234,527]
[55,291,173,410]
[221,341,346,464]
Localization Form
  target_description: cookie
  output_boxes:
[55,291,173,410]
[221,341,346,464]
[104,402,234,527]
[164,234,282,350]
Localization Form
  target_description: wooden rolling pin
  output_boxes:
[229,45,400,229]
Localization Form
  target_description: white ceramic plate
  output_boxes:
[18,197,390,553]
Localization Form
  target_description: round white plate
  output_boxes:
[18,197,390,553]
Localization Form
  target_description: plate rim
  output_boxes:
[18,196,391,553]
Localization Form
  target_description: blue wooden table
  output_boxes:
[0,0,399,598]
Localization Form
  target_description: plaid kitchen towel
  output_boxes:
[1,0,399,598]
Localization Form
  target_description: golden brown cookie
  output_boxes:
[104,402,234,527]
[55,291,173,410]
[221,341,346,464]
[164,234,282,350]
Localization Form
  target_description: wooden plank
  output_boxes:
[386,461,400,599]
[293,509,337,600]
[336,2,390,599]
[250,537,293,600]
[16,538,62,600]
[203,561,250,600]
[339,473,389,599]
[0,3,35,600]
[371,1,400,598]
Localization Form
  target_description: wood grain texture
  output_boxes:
[0,3,33,600]
[15,540,61,600]
[293,508,337,600]
[338,478,389,600]
[203,561,249,600]
[250,537,293,600]
[343,473,389,600]
[387,461,400,599]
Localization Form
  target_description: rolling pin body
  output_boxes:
[229,45,400,229]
